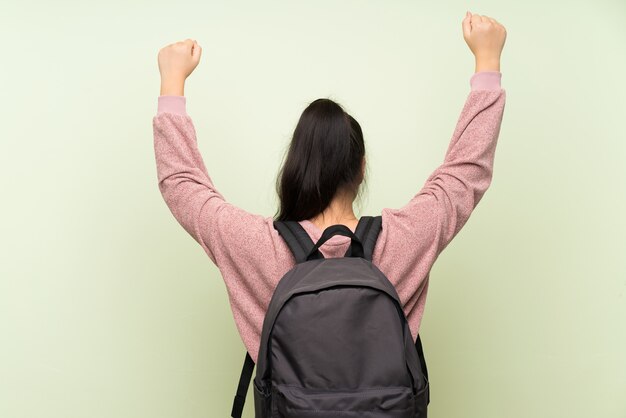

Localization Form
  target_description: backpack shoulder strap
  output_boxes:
[356,215,429,404]
[232,220,316,417]
[231,351,254,418]
[416,333,430,404]
[353,215,382,261]
[273,220,317,264]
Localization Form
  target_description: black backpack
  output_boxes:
[231,216,430,417]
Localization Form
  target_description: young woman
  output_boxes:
[152,11,507,365]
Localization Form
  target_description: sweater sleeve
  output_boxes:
[152,96,278,273]
[382,71,506,258]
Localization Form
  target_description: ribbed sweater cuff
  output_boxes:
[157,95,187,116]
[470,71,502,91]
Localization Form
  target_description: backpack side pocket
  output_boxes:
[414,379,429,418]
[253,379,271,418]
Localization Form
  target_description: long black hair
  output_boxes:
[274,98,368,222]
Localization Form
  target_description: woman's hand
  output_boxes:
[462,11,507,72]
[157,39,202,96]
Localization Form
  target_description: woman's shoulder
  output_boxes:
[368,206,441,300]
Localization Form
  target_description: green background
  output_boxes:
[1,1,625,417]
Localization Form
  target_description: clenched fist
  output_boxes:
[157,39,202,96]
[462,12,507,72]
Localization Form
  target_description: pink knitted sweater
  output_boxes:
[153,71,506,363]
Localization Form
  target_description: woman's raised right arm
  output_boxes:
[415,73,506,255]
[377,12,508,269]
[417,11,508,254]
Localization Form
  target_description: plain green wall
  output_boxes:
[1,0,625,417]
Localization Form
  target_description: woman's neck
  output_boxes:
[308,193,358,230]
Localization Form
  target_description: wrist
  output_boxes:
[474,57,501,72]
[160,78,185,96]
